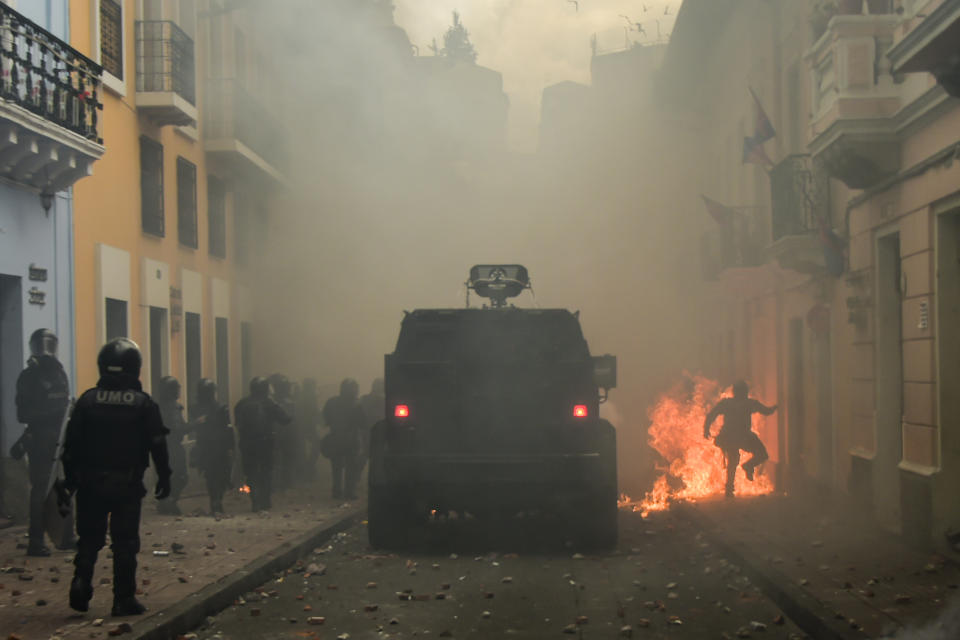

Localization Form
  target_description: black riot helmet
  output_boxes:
[197,378,217,405]
[97,338,142,378]
[250,376,271,398]
[340,378,359,402]
[29,328,58,358]
[156,376,180,403]
[269,373,291,399]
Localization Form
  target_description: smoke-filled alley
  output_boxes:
[3,0,960,638]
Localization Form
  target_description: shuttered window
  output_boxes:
[101,0,123,79]
[177,157,198,248]
[140,136,164,236]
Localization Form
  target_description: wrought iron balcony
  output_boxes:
[204,78,285,184]
[135,21,197,127]
[805,14,902,189]
[700,214,766,281]
[0,2,104,191]
[768,155,831,274]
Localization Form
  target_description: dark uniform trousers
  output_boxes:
[241,438,273,511]
[168,435,188,502]
[74,485,142,600]
[326,425,361,499]
[330,452,360,499]
[718,429,769,493]
[26,430,60,542]
[16,355,72,548]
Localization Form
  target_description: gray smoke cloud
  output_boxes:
[394,0,679,150]
[245,0,702,495]
[884,597,960,640]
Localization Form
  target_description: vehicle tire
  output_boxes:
[585,420,618,549]
[587,487,619,549]
[368,481,401,549]
[367,422,404,549]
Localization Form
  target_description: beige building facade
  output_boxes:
[663,0,960,549]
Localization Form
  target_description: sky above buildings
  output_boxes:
[393,0,681,152]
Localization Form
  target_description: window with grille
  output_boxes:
[101,0,123,79]
[140,136,164,236]
[208,176,227,258]
[177,157,198,248]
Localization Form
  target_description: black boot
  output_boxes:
[69,575,93,612]
[111,596,147,616]
[157,499,181,515]
[27,539,50,557]
[111,553,144,616]
[70,553,96,612]
[57,535,78,551]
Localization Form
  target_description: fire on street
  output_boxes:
[191,510,806,639]
[620,375,776,518]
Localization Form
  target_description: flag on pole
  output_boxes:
[749,87,776,144]
[742,136,774,166]
[742,88,776,166]
[701,195,736,225]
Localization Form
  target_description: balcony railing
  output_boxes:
[0,3,103,144]
[204,78,285,173]
[700,215,766,280]
[135,21,196,105]
[771,155,827,242]
[768,155,834,274]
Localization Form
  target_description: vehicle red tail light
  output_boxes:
[394,404,410,418]
[573,405,588,418]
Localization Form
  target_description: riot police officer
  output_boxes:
[192,379,234,515]
[298,378,323,480]
[61,339,171,616]
[322,378,365,500]
[155,376,188,515]
[235,377,290,511]
[14,328,72,556]
[268,374,298,489]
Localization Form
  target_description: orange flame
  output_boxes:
[621,374,774,517]
[239,484,251,494]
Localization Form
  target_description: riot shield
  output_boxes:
[43,401,74,547]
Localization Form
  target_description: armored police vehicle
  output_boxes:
[368,265,618,548]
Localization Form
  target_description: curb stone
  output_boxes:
[131,506,364,640]
[676,504,869,640]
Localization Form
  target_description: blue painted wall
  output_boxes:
[0,0,75,452]
[0,189,75,452]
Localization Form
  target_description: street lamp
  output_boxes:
[39,184,54,216]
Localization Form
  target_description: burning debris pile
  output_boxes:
[620,374,774,517]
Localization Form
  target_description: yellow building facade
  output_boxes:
[68,0,284,407]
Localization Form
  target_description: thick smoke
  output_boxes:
[884,597,960,640]
[247,0,703,495]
